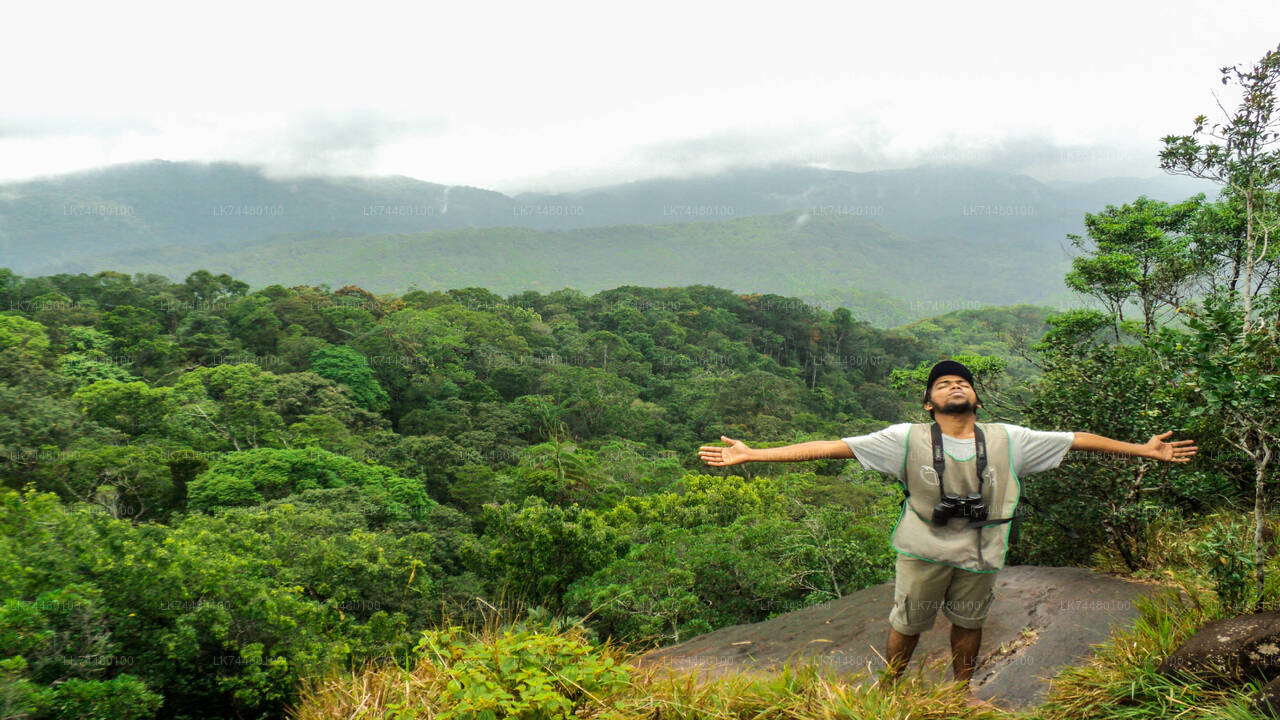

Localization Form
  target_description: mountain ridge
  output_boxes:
[2,160,1215,326]
[15,208,1090,327]
[1,159,1217,262]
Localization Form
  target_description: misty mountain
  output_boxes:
[512,164,1216,245]
[1,160,1218,276]
[0,161,511,269]
[16,209,1097,328]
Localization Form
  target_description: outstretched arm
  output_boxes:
[1071,430,1197,462]
[699,435,853,466]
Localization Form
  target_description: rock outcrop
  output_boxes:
[1157,611,1280,717]
[634,565,1177,710]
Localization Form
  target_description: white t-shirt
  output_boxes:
[841,423,1075,481]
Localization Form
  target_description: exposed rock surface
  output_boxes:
[1157,611,1280,717]
[634,565,1177,710]
[1257,676,1280,718]
[1158,611,1280,683]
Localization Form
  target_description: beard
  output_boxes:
[936,395,977,416]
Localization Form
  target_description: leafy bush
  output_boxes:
[1195,518,1256,615]
[0,488,481,719]
[187,446,433,522]
[415,624,630,720]
[564,473,896,646]
[308,345,389,412]
[479,496,628,614]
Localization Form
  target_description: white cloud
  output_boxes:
[1,0,1277,190]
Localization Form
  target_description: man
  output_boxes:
[697,359,1196,707]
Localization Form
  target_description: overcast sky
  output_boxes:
[2,0,1278,193]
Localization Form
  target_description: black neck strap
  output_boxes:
[930,422,986,496]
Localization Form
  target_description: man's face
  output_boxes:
[927,374,978,416]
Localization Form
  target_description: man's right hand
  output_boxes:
[699,435,753,466]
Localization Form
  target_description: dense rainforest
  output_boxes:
[0,240,1274,718]
[0,270,968,718]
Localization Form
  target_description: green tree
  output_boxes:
[0,314,51,361]
[34,444,174,520]
[272,370,383,431]
[99,306,161,348]
[1168,291,1280,606]
[1161,43,1280,603]
[480,496,626,614]
[179,270,248,306]
[187,446,433,522]
[1016,311,1194,570]
[375,432,482,504]
[97,306,179,380]
[571,474,896,645]
[275,325,331,371]
[72,380,172,437]
[226,295,283,355]
[169,364,284,451]
[507,437,614,508]
[200,485,483,639]
[563,527,711,645]
[57,326,140,385]
[173,310,239,365]
[308,345,390,412]
[534,365,656,441]
[1161,42,1280,332]
[0,489,347,719]
[1065,195,1208,339]
[0,386,117,488]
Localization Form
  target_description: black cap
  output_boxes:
[926,360,975,393]
[923,360,981,416]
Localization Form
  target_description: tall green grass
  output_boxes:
[287,597,1008,719]
[1026,583,1268,719]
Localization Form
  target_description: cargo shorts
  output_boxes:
[888,553,998,635]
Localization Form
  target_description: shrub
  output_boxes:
[415,624,630,720]
[188,446,433,522]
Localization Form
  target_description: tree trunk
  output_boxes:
[1257,437,1274,611]
[1103,517,1138,572]
[1230,244,1242,294]
[1244,190,1258,337]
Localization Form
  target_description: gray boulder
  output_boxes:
[633,565,1176,710]
[1254,675,1280,719]
[1158,611,1280,685]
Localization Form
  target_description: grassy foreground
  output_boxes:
[288,511,1279,719]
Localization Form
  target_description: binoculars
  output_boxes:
[932,492,988,525]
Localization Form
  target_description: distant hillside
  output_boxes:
[513,164,1217,245]
[893,304,1057,386]
[2,160,1217,276]
[0,161,512,268]
[19,210,1099,327]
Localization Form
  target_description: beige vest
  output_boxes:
[891,422,1020,573]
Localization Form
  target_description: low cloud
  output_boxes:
[255,108,451,178]
[0,110,1168,193]
[0,114,155,139]
[614,126,1157,186]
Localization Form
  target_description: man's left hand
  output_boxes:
[1144,431,1198,462]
